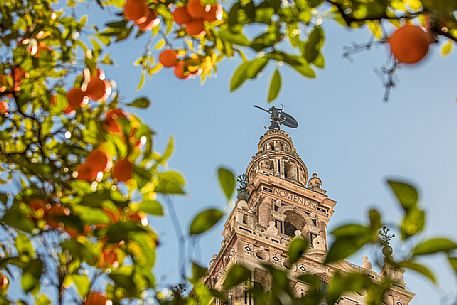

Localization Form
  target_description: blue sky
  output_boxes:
[96,13,457,304]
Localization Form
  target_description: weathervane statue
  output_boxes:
[254,105,299,130]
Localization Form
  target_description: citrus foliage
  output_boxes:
[97,0,456,101]
[0,0,456,305]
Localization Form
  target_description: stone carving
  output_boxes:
[362,256,372,270]
[266,221,278,236]
[313,235,326,251]
[308,173,322,189]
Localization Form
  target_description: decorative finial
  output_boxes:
[236,174,249,201]
[254,105,298,130]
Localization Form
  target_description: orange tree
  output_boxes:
[0,0,457,305]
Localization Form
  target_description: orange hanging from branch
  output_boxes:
[388,24,432,64]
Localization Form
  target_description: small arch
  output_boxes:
[283,210,306,238]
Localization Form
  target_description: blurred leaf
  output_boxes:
[246,57,268,79]
[400,208,425,239]
[15,233,35,259]
[127,96,150,108]
[448,255,457,275]
[21,259,43,293]
[71,274,90,297]
[332,223,369,238]
[386,179,418,211]
[139,200,164,216]
[155,170,186,195]
[412,238,457,256]
[230,61,250,91]
[154,39,166,50]
[400,260,437,284]
[219,29,251,46]
[223,264,251,290]
[441,40,453,56]
[288,237,308,264]
[190,262,208,283]
[217,167,236,200]
[267,69,281,103]
[325,236,369,264]
[189,208,224,236]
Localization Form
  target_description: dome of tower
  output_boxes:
[246,128,308,187]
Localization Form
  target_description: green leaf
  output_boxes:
[230,61,250,92]
[331,223,369,238]
[386,179,418,211]
[219,29,251,46]
[189,208,224,236]
[246,57,268,79]
[190,262,208,283]
[154,39,166,50]
[448,255,457,275]
[137,71,145,91]
[400,207,425,240]
[412,238,457,256]
[217,167,236,200]
[291,62,316,78]
[21,259,43,293]
[325,236,369,264]
[71,274,90,297]
[155,170,186,195]
[304,26,324,63]
[127,96,150,108]
[223,264,251,290]
[267,69,281,103]
[139,200,164,216]
[400,260,437,284]
[288,237,308,265]
[15,233,35,259]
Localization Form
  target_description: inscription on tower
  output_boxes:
[269,187,318,209]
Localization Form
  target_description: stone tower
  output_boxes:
[206,125,414,305]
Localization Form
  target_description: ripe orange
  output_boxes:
[67,88,87,110]
[184,19,205,36]
[159,50,178,67]
[86,150,109,172]
[76,163,98,181]
[0,100,8,114]
[124,0,148,23]
[98,245,119,268]
[136,9,160,31]
[84,292,109,305]
[388,24,432,64]
[50,95,57,106]
[36,42,51,57]
[174,61,189,79]
[128,211,148,225]
[0,75,6,93]
[173,7,192,25]
[13,67,28,91]
[46,204,70,229]
[204,4,222,22]
[186,0,206,19]
[112,159,133,182]
[104,109,128,134]
[0,273,8,290]
[85,78,108,101]
[30,199,46,220]
[95,68,105,80]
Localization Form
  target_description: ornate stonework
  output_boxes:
[206,128,414,305]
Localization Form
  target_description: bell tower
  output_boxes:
[205,108,414,305]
